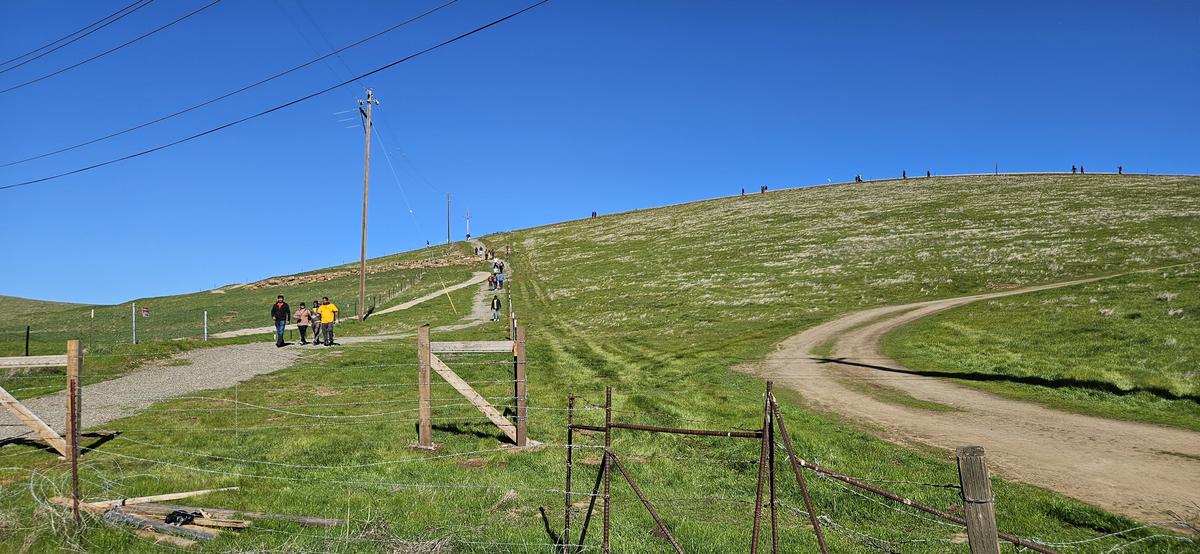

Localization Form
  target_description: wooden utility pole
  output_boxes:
[357,89,379,321]
[957,446,1000,554]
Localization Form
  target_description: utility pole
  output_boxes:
[465,209,471,239]
[357,89,379,321]
[446,193,451,245]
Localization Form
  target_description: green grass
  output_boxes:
[839,378,961,413]
[2,175,1199,552]
[885,263,1200,430]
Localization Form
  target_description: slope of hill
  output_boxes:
[1,174,1197,552]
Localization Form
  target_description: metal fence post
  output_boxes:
[602,386,612,554]
[25,326,30,356]
[66,339,82,526]
[564,395,575,553]
[131,303,137,344]
[203,310,208,341]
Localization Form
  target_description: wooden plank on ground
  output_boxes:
[431,341,514,353]
[430,354,517,442]
[104,509,218,541]
[80,487,239,510]
[0,354,67,369]
[127,503,342,527]
[0,385,68,457]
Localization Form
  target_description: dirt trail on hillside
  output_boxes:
[756,274,1200,527]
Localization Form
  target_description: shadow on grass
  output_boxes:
[815,357,1200,404]
[0,431,119,456]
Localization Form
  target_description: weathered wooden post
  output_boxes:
[514,325,527,447]
[24,326,30,356]
[957,446,1000,554]
[751,381,771,553]
[416,325,434,449]
[768,383,779,554]
[66,339,82,526]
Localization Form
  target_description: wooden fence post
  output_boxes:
[751,381,771,553]
[417,325,434,449]
[957,446,1000,554]
[25,326,30,356]
[66,339,82,526]
[514,325,527,447]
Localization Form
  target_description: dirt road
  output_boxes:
[757,276,1200,526]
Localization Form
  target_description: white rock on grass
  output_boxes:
[1099,308,1116,317]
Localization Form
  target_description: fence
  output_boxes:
[4,338,1195,549]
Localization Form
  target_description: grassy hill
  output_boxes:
[1,174,1197,552]
[886,262,1200,429]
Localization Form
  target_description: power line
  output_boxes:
[0,0,552,192]
[0,0,459,168]
[0,0,224,96]
[0,0,156,73]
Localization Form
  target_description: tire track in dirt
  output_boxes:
[756,273,1200,526]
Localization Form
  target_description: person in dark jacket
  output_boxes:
[271,295,291,347]
[490,295,502,321]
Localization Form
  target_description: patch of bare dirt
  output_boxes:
[755,273,1200,527]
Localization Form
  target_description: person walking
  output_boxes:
[497,272,505,290]
[902,170,907,179]
[488,274,495,291]
[271,295,291,347]
[1080,165,1085,174]
[1118,165,1123,175]
[1072,165,1077,174]
[294,302,312,345]
[317,296,338,346]
[490,295,502,322]
[310,298,323,344]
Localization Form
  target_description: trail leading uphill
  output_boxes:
[755,273,1200,527]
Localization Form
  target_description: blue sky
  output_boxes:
[2,0,1197,304]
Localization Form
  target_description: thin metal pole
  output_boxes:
[751,382,771,553]
[203,310,208,342]
[66,339,82,526]
[770,395,829,554]
[602,386,612,554]
[446,192,451,245]
[131,302,137,344]
[564,396,575,553]
[768,384,779,554]
[609,451,684,553]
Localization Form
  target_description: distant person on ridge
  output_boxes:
[1072,165,1077,174]
[491,295,502,322]
[294,302,312,345]
[902,170,907,179]
[926,170,931,177]
[271,295,291,347]
[317,296,338,346]
[310,298,323,344]
[1118,165,1123,175]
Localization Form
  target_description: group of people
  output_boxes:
[271,295,339,347]
[1071,165,1123,175]
[488,260,506,291]
[475,245,498,260]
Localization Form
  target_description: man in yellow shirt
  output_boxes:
[317,296,339,346]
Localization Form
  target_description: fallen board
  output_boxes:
[104,509,218,541]
[128,503,342,527]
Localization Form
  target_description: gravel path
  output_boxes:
[1,343,302,442]
[755,271,1200,527]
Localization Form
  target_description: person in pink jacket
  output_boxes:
[294,302,313,345]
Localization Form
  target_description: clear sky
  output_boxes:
[2,0,1197,304]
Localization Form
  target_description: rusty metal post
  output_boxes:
[609,451,685,553]
[768,383,779,554]
[514,325,527,447]
[770,395,829,554]
[602,386,612,554]
[564,395,575,553]
[416,325,433,448]
[751,381,771,553]
[66,339,82,526]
